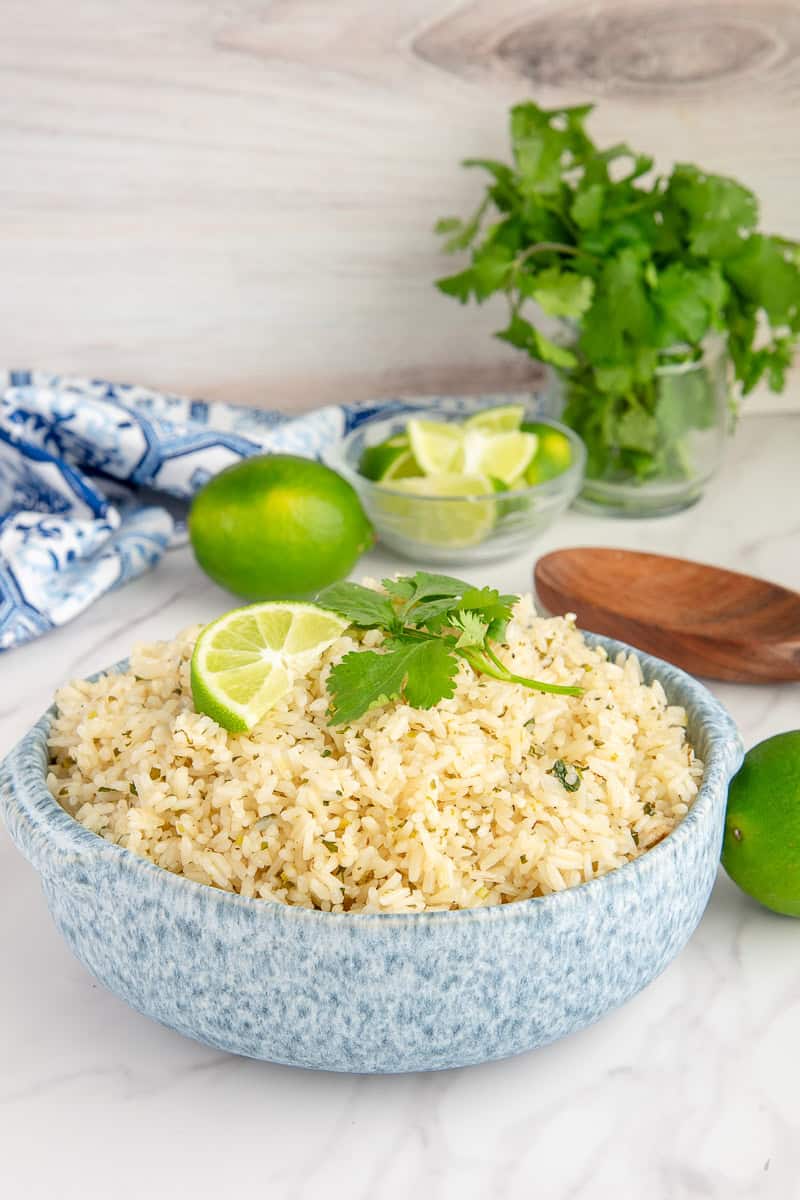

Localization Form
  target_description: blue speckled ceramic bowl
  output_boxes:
[0,636,742,1073]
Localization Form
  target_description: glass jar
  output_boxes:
[557,335,733,517]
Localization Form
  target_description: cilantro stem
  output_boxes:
[483,643,515,674]
[514,242,600,268]
[397,629,582,696]
[461,645,583,698]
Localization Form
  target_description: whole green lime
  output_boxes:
[721,730,800,917]
[189,455,373,600]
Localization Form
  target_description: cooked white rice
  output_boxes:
[47,595,703,913]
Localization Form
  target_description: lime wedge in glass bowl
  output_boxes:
[407,418,465,474]
[373,473,496,549]
[462,430,538,485]
[521,422,574,484]
[325,398,586,564]
[464,403,525,434]
[358,434,412,481]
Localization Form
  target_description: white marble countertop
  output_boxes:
[1,412,799,1200]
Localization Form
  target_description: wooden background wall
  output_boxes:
[3,0,799,412]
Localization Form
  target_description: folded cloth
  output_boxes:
[0,371,394,652]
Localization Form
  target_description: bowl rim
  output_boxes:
[1,633,743,927]
[325,406,587,502]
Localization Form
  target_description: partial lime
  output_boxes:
[464,404,525,434]
[721,731,800,917]
[191,602,350,732]
[407,418,464,475]
[521,422,573,484]
[463,430,537,485]
[189,455,373,600]
[375,473,495,547]
[359,434,411,481]
[380,449,421,481]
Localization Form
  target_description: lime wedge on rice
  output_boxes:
[407,418,465,475]
[191,603,349,732]
[464,404,525,434]
[376,473,495,547]
[462,430,538,486]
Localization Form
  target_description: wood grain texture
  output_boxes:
[534,547,800,682]
[0,0,798,411]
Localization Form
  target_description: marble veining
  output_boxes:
[0,413,798,1197]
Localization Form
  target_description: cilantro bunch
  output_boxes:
[316,572,581,724]
[436,102,800,483]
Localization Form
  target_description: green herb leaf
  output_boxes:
[316,581,398,630]
[496,314,578,369]
[436,268,476,303]
[725,234,800,327]
[323,574,582,722]
[397,638,460,708]
[471,243,515,301]
[571,182,604,230]
[435,99,800,488]
[653,262,727,346]
[455,586,516,640]
[450,610,489,649]
[668,164,758,258]
[522,267,595,319]
[326,638,458,724]
[548,759,582,792]
[385,571,472,604]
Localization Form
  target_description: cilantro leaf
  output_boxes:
[326,639,458,724]
[653,262,727,346]
[449,610,489,649]
[548,759,582,792]
[386,571,472,603]
[396,638,459,708]
[321,574,582,722]
[409,596,466,629]
[581,247,655,363]
[615,408,659,455]
[668,164,758,258]
[571,182,604,230]
[725,235,800,327]
[326,648,407,724]
[316,582,398,630]
[381,577,415,600]
[435,98,800,490]
[455,587,516,639]
[521,267,595,319]
[471,243,515,301]
[385,571,475,623]
[496,313,578,369]
[436,268,476,304]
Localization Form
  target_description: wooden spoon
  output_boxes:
[534,547,800,683]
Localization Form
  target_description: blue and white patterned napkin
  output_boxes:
[0,371,393,652]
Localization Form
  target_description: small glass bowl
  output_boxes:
[325,398,586,564]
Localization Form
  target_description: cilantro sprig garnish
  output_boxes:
[435,101,800,484]
[316,573,582,724]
